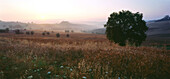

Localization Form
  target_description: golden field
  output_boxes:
[0,33,169,79]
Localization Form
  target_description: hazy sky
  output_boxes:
[0,0,170,24]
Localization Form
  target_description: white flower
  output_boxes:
[60,66,64,68]
[56,75,59,77]
[118,77,121,79]
[47,71,51,74]
[89,69,92,72]
[37,69,40,72]
[63,76,67,78]
[70,68,73,71]
[82,76,87,79]
[27,75,33,79]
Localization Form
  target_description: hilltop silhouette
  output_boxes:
[155,15,170,22]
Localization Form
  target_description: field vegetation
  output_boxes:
[0,33,169,79]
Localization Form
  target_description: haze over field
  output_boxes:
[0,0,170,28]
[0,0,170,35]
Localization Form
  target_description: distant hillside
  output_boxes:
[155,15,170,22]
[146,20,170,35]
[142,15,170,36]
[89,28,106,34]
[0,20,98,32]
[0,21,28,30]
[52,21,98,31]
[148,15,170,22]
[90,15,170,38]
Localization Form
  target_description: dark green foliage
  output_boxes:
[46,32,50,35]
[56,33,60,38]
[105,10,148,46]
[5,28,9,33]
[42,32,45,36]
[31,31,34,35]
[15,29,21,34]
[66,34,69,37]
[26,31,30,35]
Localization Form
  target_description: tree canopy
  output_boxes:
[104,10,148,46]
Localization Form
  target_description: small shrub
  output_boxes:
[46,32,50,35]
[66,34,69,37]
[56,33,60,38]
[26,31,30,35]
[42,32,45,36]
[31,31,34,35]
[15,30,20,34]
[5,28,9,33]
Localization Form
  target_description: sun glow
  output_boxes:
[31,0,79,20]
[40,16,46,20]
[1,0,169,23]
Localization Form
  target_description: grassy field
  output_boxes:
[0,33,169,79]
[143,36,170,50]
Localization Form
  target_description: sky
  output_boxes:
[0,0,170,24]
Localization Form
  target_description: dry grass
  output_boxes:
[0,33,169,79]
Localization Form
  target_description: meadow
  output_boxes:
[0,33,169,79]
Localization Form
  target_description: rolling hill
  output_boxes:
[90,15,170,37]
[0,20,98,32]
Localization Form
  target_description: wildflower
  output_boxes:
[34,70,36,72]
[47,71,51,74]
[89,69,92,72]
[37,69,40,72]
[56,75,59,77]
[63,76,67,78]
[82,76,87,79]
[118,77,120,79]
[33,56,37,60]
[27,75,33,79]
[70,68,73,71]
[60,66,64,68]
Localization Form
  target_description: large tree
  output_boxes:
[104,10,148,46]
